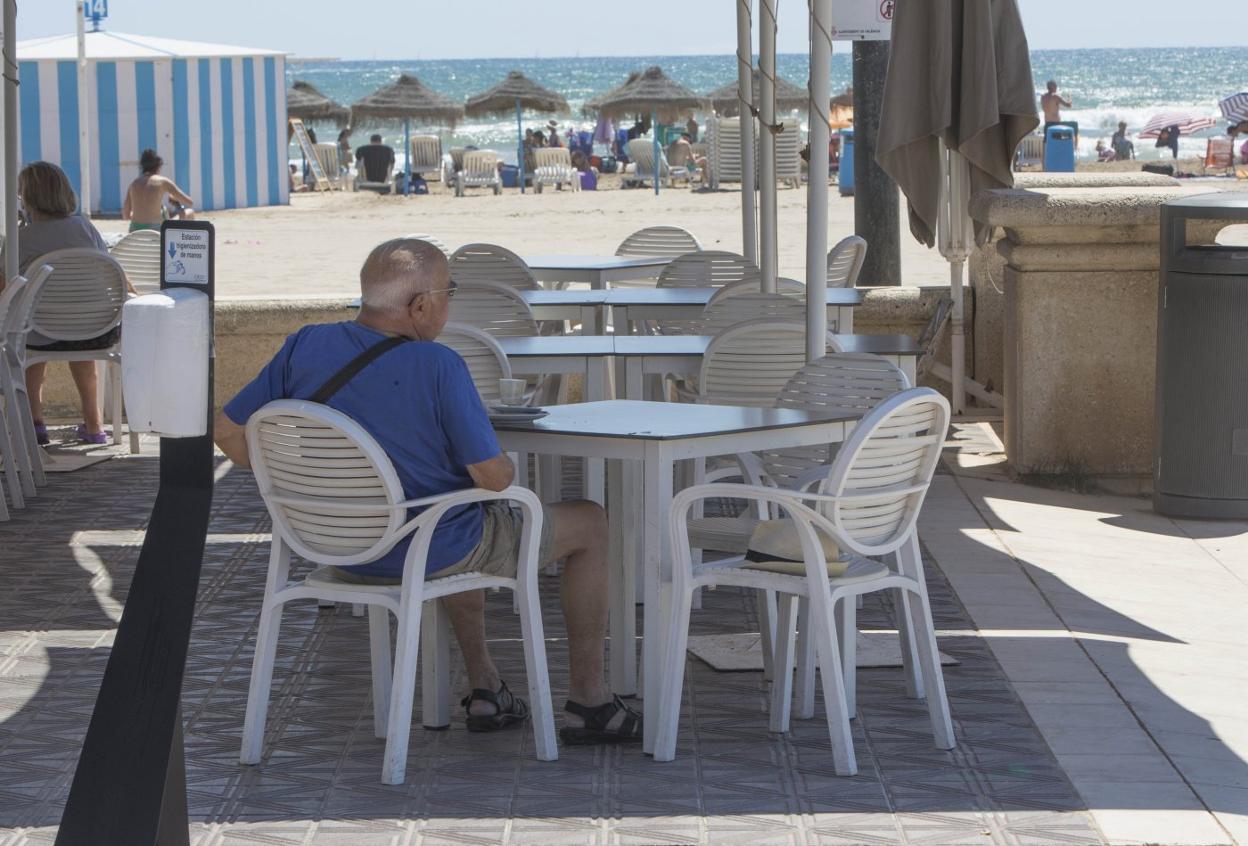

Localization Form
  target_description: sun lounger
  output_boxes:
[773,119,802,189]
[1204,138,1234,175]
[533,148,580,193]
[622,138,688,189]
[409,135,443,182]
[455,151,503,197]
[706,116,744,189]
[312,143,344,189]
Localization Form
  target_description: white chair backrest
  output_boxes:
[699,292,809,335]
[463,150,500,179]
[402,233,452,256]
[698,318,841,407]
[615,225,702,258]
[534,148,571,170]
[409,135,442,169]
[627,138,667,178]
[759,353,910,490]
[449,148,467,170]
[313,143,341,183]
[437,322,512,404]
[657,250,760,289]
[706,276,805,306]
[1,265,53,342]
[110,229,162,294]
[827,235,868,288]
[27,248,127,342]
[449,243,540,291]
[818,387,950,556]
[448,279,539,338]
[247,399,409,566]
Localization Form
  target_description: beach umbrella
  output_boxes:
[829,87,854,130]
[465,71,568,195]
[1220,92,1248,126]
[351,74,465,194]
[705,69,808,117]
[1138,109,1217,138]
[877,0,1039,414]
[286,80,350,126]
[584,71,642,116]
[596,66,703,196]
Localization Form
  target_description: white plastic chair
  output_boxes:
[409,135,443,181]
[615,225,702,259]
[455,150,503,197]
[448,280,540,338]
[533,148,579,193]
[656,388,956,773]
[652,250,761,335]
[240,400,557,785]
[401,233,452,256]
[705,277,805,307]
[449,244,541,291]
[109,229,162,295]
[436,323,512,403]
[698,292,809,335]
[23,249,136,452]
[827,235,868,288]
[0,267,53,514]
[623,138,688,189]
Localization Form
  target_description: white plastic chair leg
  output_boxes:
[768,593,798,733]
[652,584,693,762]
[368,605,393,738]
[240,600,285,765]
[794,596,816,719]
[420,599,451,730]
[757,589,778,683]
[809,587,856,776]
[1,382,36,499]
[352,603,365,617]
[898,535,955,749]
[0,408,25,508]
[12,380,46,489]
[837,596,857,720]
[515,577,558,761]
[895,588,924,700]
[382,587,425,784]
[108,360,123,447]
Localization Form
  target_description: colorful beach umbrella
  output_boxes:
[465,71,568,194]
[1138,109,1217,138]
[287,80,349,126]
[351,74,464,195]
[596,67,703,196]
[1219,92,1248,126]
[705,69,808,116]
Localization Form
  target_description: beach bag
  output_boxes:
[599,155,618,174]
[411,176,429,195]
[580,170,598,191]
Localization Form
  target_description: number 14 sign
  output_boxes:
[83,0,108,23]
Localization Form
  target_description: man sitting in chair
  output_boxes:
[214,239,640,745]
[354,134,395,192]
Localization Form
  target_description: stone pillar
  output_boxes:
[968,172,1181,396]
[970,184,1216,476]
[852,40,900,286]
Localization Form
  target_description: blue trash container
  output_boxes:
[838,129,855,196]
[1044,124,1076,172]
[500,164,519,188]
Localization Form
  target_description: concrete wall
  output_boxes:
[35,287,956,418]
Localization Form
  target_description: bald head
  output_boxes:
[359,238,450,312]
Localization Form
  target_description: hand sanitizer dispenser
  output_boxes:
[121,288,211,437]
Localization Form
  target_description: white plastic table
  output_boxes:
[520,290,608,334]
[491,400,858,752]
[605,286,864,334]
[523,254,671,290]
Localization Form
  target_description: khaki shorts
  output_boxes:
[333,502,556,586]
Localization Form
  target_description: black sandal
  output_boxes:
[461,681,529,732]
[560,695,643,745]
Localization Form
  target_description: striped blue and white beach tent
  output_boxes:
[16,31,288,214]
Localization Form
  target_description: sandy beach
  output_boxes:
[91,178,957,298]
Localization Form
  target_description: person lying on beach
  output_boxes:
[667,133,707,183]
[213,238,643,746]
[123,149,195,232]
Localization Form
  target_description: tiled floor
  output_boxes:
[2,449,1107,845]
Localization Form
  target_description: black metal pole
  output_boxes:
[56,222,215,846]
[853,39,902,286]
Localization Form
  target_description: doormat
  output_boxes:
[687,631,957,672]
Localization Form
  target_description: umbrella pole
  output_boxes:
[652,108,660,196]
[737,0,758,264]
[758,0,779,292]
[4,0,18,280]
[404,117,411,195]
[805,0,833,362]
[516,98,525,195]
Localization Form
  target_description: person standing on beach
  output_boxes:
[122,149,195,232]
[1111,121,1134,160]
[1040,80,1072,127]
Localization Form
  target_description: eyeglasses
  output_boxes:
[411,280,458,304]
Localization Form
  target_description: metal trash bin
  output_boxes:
[1043,124,1075,172]
[1155,192,1248,517]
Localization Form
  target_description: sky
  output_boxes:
[15,0,1240,58]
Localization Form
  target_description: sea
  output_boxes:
[288,47,1247,166]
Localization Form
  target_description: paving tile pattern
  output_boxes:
[0,455,1105,845]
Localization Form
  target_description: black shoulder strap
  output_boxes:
[310,335,409,404]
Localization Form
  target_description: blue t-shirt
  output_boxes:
[224,321,501,579]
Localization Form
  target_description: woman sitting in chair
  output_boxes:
[0,162,116,445]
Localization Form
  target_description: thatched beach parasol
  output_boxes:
[584,70,642,115]
[351,74,464,193]
[466,71,569,193]
[596,67,703,195]
[705,69,808,117]
[287,81,350,126]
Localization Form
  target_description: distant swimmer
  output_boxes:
[122,149,194,232]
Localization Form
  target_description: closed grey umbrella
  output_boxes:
[876,0,1038,413]
[287,80,349,126]
[596,66,703,196]
[351,74,465,194]
[466,71,569,194]
[705,69,807,117]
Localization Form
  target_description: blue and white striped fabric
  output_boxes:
[17,35,288,214]
[1220,92,1248,126]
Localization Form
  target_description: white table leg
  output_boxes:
[580,305,600,336]
[585,359,606,505]
[626,357,645,401]
[641,442,673,754]
[839,305,852,334]
[607,458,636,695]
